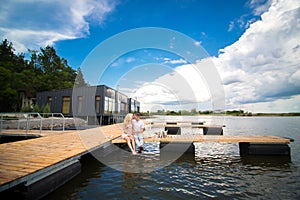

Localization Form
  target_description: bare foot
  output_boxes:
[132,151,137,155]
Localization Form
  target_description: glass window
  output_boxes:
[62,96,70,114]
[131,99,135,112]
[105,96,115,114]
[95,96,101,113]
[105,97,109,114]
[48,96,52,108]
[117,100,121,113]
[121,102,127,114]
[77,96,83,113]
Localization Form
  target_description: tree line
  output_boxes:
[144,109,214,116]
[142,109,300,116]
[0,39,88,112]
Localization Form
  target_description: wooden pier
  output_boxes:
[112,134,292,144]
[146,121,225,135]
[0,124,123,198]
[0,122,294,198]
[113,134,292,156]
[0,129,69,137]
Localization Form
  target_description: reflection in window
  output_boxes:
[121,102,127,114]
[48,96,52,109]
[95,96,101,113]
[78,96,83,113]
[62,96,70,114]
[131,99,135,113]
[105,96,115,114]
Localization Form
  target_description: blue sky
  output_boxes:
[56,0,257,68]
[1,0,300,113]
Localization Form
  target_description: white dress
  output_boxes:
[122,123,133,139]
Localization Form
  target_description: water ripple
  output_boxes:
[43,116,300,200]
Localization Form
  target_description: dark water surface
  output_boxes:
[44,116,300,199]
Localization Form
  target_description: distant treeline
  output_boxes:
[252,113,300,116]
[141,109,216,116]
[140,109,300,116]
[225,110,300,116]
[144,109,202,116]
[0,39,88,112]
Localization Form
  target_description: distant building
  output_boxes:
[36,85,140,125]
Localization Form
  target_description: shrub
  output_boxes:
[20,106,32,113]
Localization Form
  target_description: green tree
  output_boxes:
[33,46,76,91]
[0,39,79,112]
[42,104,51,113]
[74,67,89,87]
[191,108,198,115]
[32,104,40,113]
[0,39,27,112]
[181,110,190,115]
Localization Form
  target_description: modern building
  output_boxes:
[36,85,140,125]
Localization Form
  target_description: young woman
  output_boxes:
[122,113,137,155]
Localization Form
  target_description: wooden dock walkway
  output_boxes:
[0,124,123,194]
[0,123,294,197]
[0,129,70,137]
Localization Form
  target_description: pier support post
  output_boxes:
[164,127,181,135]
[160,142,195,161]
[160,142,195,153]
[239,142,290,156]
[203,127,223,135]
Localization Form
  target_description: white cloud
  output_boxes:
[122,60,216,112]
[229,0,271,32]
[126,57,136,63]
[0,0,116,52]
[241,95,300,113]
[289,69,300,86]
[215,0,300,111]
[247,0,272,16]
[110,56,136,68]
[0,27,77,51]
[228,21,235,32]
[163,58,187,65]
[120,0,300,113]
[194,41,201,46]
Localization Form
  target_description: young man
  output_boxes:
[132,113,145,153]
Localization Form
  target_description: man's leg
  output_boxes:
[137,133,144,151]
[134,135,141,150]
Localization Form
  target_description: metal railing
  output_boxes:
[40,113,65,131]
[0,113,65,134]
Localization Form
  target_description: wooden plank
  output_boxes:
[148,124,225,128]
[112,135,291,144]
[164,124,225,127]
[0,124,124,191]
[0,123,292,192]
[0,130,76,137]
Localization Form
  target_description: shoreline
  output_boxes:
[141,113,300,117]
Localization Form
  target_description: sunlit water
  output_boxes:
[44,116,300,199]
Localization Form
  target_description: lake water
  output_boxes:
[44,116,300,199]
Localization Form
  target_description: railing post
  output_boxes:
[37,113,42,135]
[61,113,65,131]
[0,112,66,134]
[51,113,54,131]
[17,113,21,130]
[0,113,3,133]
[25,113,30,135]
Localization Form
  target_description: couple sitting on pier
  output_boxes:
[122,113,145,155]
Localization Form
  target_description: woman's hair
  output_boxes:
[123,113,133,127]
